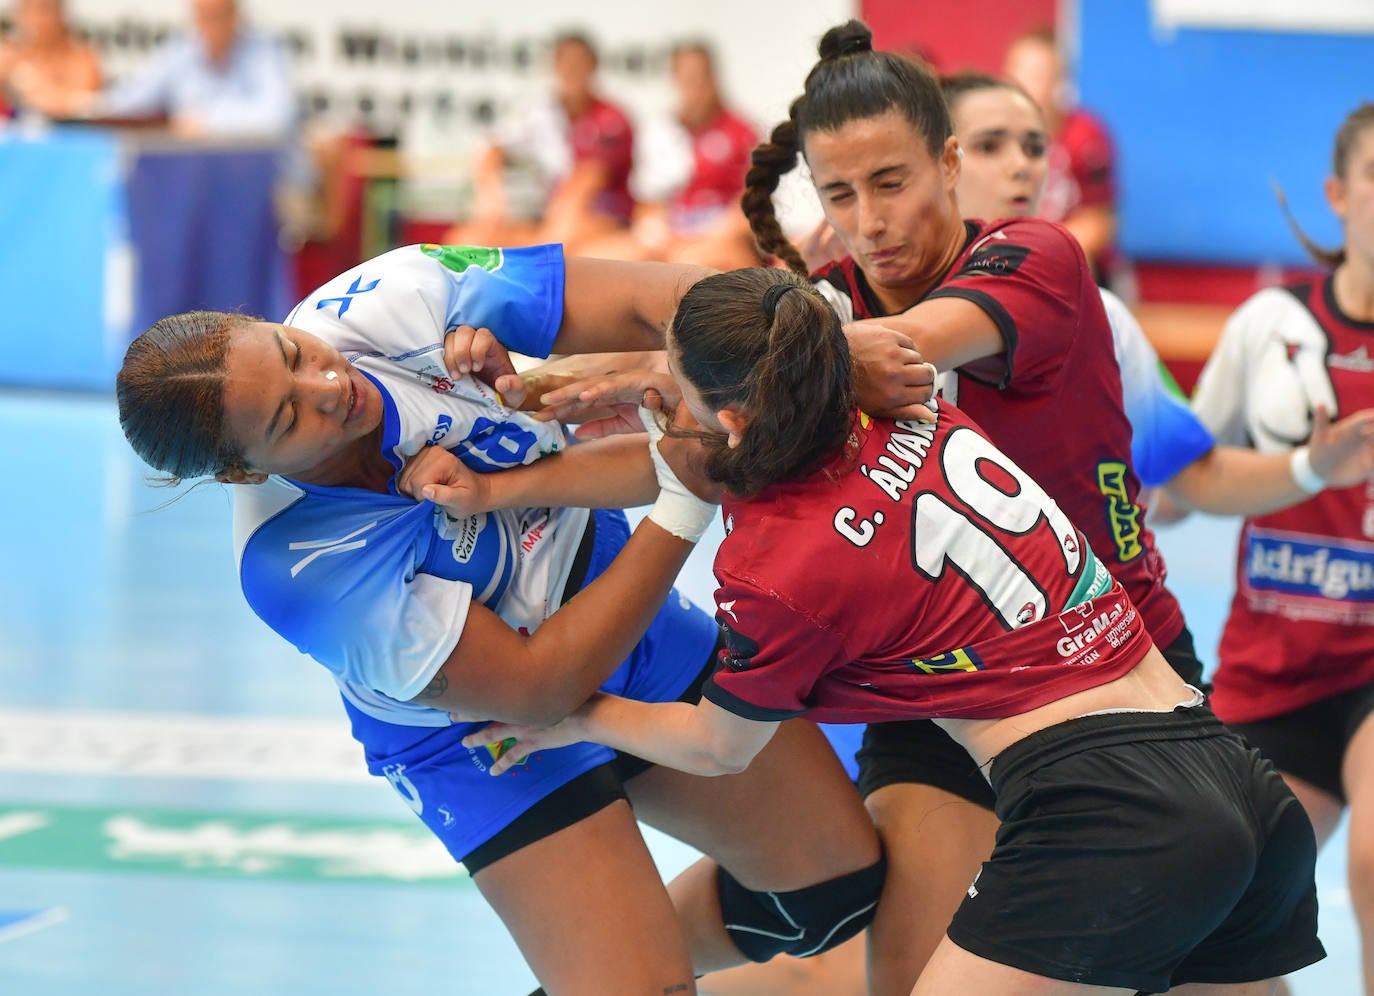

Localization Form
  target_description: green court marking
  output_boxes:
[0,804,471,887]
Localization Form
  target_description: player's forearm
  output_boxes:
[484,436,658,511]
[514,521,696,725]
[1162,446,1307,516]
[570,695,755,777]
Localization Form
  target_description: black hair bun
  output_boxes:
[818,20,873,61]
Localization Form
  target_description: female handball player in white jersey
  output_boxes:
[115,245,913,994]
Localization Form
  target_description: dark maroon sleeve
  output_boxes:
[926,220,1087,391]
[702,573,849,721]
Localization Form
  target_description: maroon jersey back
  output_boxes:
[811,218,1184,652]
[1193,275,1374,721]
[703,404,1150,724]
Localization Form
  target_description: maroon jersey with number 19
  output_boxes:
[702,403,1151,724]
[812,218,1185,659]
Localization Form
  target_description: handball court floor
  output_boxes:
[0,389,1361,996]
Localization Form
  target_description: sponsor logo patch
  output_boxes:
[957,243,1030,278]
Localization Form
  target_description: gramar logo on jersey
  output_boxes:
[957,243,1030,278]
[421,243,504,273]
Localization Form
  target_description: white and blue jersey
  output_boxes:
[229,244,718,862]
[1102,289,1216,488]
[233,244,584,727]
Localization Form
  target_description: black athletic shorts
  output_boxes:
[1228,682,1374,805]
[855,625,1207,807]
[946,704,1325,993]
[460,647,718,875]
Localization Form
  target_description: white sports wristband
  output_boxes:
[640,404,718,543]
[1289,446,1326,495]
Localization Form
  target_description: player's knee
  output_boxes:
[716,850,887,962]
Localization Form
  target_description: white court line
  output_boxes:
[0,708,368,783]
[0,908,68,945]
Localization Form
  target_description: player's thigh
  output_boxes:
[472,798,695,996]
[1167,981,1281,995]
[627,717,880,889]
[1342,708,1374,895]
[864,782,999,996]
[1277,770,1344,846]
[912,934,1135,996]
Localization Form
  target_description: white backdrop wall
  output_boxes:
[56,0,854,148]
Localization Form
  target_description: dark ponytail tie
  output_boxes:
[762,283,798,322]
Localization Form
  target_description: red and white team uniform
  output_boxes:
[812,218,1185,654]
[668,109,756,233]
[1192,275,1374,722]
[703,404,1150,723]
[501,95,635,224]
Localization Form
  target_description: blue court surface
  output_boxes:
[0,389,1360,995]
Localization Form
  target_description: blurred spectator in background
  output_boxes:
[581,41,759,269]
[16,0,294,141]
[1003,26,1119,288]
[0,0,99,119]
[445,31,634,253]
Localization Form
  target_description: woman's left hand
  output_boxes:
[460,718,584,776]
[1309,405,1374,488]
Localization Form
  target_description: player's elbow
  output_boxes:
[692,736,757,777]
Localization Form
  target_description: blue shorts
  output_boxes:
[342,509,720,866]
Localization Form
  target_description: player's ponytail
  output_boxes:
[1277,102,1374,270]
[117,311,251,485]
[742,103,809,275]
[668,268,853,497]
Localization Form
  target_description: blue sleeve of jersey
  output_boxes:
[422,244,565,359]
[239,496,471,700]
[1127,360,1216,488]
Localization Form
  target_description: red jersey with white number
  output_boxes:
[703,404,1148,723]
[1192,275,1374,722]
[669,108,756,230]
[812,218,1185,655]
[570,97,635,223]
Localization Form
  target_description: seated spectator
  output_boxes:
[1003,26,1119,287]
[16,0,295,142]
[0,0,99,118]
[580,41,760,270]
[445,31,634,253]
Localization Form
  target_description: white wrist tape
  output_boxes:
[640,404,718,542]
[1289,445,1326,495]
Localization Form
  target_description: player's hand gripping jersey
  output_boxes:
[1192,276,1374,721]
[703,403,1151,723]
[812,218,1186,654]
[231,244,583,727]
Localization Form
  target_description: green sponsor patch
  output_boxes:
[0,804,469,886]
[420,244,504,274]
